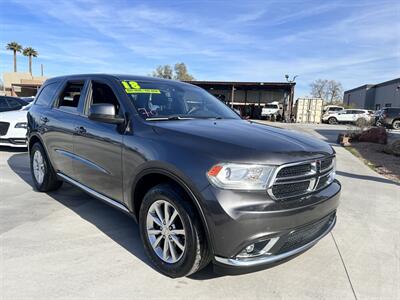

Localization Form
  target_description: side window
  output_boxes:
[346,110,353,114]
[6,98,22,109]
[0,98,9,109]
[35,82,58,106]
[57,81,85,111]
[89,81,121,115]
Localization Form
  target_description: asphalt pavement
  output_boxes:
[1,123,399,299]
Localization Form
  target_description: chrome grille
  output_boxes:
[0,122,10,136]
[268,156,335,200]
[276,163,312,178]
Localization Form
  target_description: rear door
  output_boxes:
[72,78,124,202]
[38,79,88,179]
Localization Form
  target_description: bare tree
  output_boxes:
[310,79,343,103]
[327,80,343,102]
[151,63,195,81]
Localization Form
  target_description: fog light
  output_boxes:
[245,244,255,253]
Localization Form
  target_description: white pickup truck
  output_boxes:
[261,102,282,120]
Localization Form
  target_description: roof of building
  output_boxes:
[185,80,295,88]
[344,77,400,94]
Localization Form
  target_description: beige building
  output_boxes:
[2,72,47,97]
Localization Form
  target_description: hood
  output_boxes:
[0,110,28,122]
[151,119,334,165]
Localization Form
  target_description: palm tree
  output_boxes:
[22,47,39,75]
[6,42,23,72]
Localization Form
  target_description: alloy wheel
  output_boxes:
[146,200,186,263]
[33,150,45,184]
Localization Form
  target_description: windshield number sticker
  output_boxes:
[121,81,161,94]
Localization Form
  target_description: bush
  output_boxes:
[383,140,400,156]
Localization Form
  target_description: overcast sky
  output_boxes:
[1,0,399,97]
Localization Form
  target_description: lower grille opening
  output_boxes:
[277,214,334,254]
[0,122,10,136]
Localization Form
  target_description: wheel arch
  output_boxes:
[130,168,214,253]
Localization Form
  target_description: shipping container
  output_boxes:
[294,98,324,123]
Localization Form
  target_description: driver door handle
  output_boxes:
[75,126,86,135]
[40,116,49,123]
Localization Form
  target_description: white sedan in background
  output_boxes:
[322,109,373,125]
[0,103,31,147]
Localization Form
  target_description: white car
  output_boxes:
[261,102,282,120]
[0,103,31,147]
[322,105,344,117]
[322,109,373,124]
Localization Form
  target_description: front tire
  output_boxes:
[392,120,400,130]
[139,184,210,278]
[30,143,63,192]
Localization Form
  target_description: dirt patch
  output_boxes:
[346,142,400,183]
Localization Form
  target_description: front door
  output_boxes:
[72,79,124,202]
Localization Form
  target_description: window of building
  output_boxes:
[375,104,381,110]
[385,103,392,108]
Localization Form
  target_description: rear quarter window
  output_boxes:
[35,82,59,107]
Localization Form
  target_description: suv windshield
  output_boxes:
[265,104,278,109]
[123,80,240,120]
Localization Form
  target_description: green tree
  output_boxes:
[152,65,173,79]
[6,42,23,72]
[152,63,195,81]
[22,47,39,75]
[173,62,194,81]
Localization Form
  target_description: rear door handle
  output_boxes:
[75,126,86,134]
[40,116,49,123]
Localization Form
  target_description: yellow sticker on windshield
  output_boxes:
[125,88,161,94]
[121,80,160,94]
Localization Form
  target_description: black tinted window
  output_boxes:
[0,98,8,109]
[35,82,58,106]
[6,98,22,109]
[58,81,85,109]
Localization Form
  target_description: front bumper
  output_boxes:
[214,213,336,274]
[0,137,27,147]
[199,180,340,273]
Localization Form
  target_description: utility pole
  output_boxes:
[284,75,298,122]
[230,85,235,108]
[41,64,44,76]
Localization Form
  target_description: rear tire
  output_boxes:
[30,143,63,192]
[139,183,211,278]
[392,120,400,130]
[328,117,338,125]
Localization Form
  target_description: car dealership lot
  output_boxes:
[1,124,399,299]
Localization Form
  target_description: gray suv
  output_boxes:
[27,74,340,277]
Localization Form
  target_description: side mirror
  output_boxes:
[88,103,125,124]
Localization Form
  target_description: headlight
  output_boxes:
[326,157,336,185]
[15,122,27,129]
[207,163,276,190]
